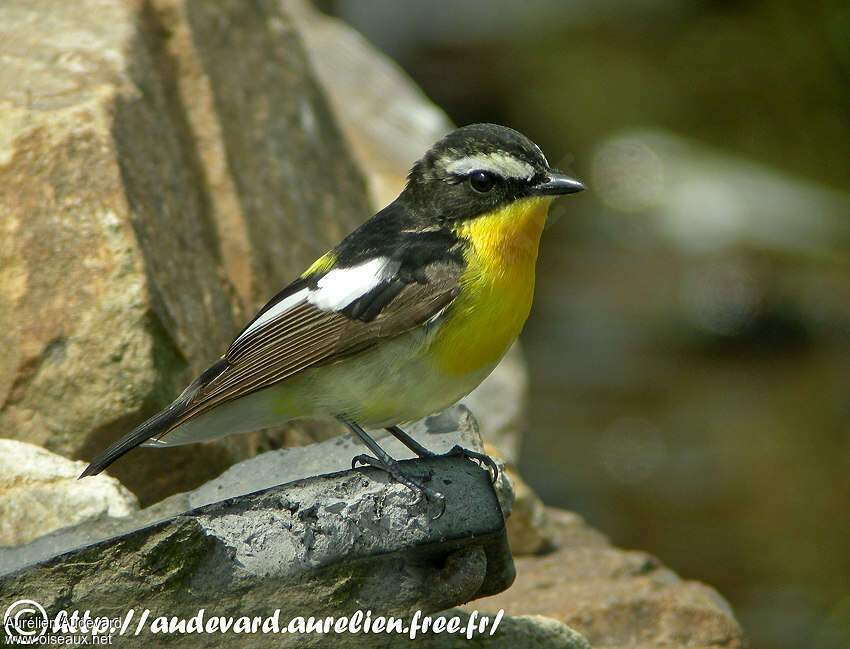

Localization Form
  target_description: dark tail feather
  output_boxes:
[79,357,230,479]
[78,406,181,478]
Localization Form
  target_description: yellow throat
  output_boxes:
[433,196,554,376]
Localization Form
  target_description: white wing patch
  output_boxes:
[230,257,397,347]
[443,152,535,181]
[232,287,310,346]
[308,257,398,311]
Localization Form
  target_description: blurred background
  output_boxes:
[318,1,850,648]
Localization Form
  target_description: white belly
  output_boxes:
[151,324,496,447]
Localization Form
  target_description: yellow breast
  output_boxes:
[431,197,553,376]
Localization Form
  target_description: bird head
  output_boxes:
[401,123,584,224]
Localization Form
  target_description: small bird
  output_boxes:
[81,123,584,510]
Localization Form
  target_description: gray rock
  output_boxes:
[0,440,138,547]
[0,405,507,568]
[0,455,513,648]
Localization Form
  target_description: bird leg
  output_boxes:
[385,425,499,484]
[340,418,446,517]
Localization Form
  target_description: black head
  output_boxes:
[400,123,584,223]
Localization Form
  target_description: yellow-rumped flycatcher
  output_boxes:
[81,123,584,509]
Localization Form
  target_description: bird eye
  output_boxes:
[469,170,496,193]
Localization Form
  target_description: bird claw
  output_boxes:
[351,453,379,470]
[445,444,500,484]
[429,490,447,519]
[351,453,446,518]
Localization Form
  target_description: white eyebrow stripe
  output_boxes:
[308,257,399,312]
[444,152,536,181]
[232,287,310,346]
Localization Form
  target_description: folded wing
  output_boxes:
[156,257,463,440]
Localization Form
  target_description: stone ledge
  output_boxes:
[0,408,527,648]
[0,456,513,648]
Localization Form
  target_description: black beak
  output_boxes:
[531,171,586,196]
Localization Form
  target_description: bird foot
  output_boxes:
[351,453,446,518]
[442,444,500,484]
